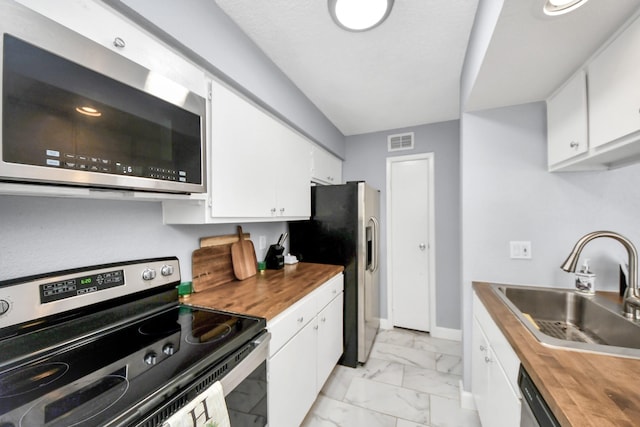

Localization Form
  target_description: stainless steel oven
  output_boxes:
[0,1,206,194]
[0,257,268,427]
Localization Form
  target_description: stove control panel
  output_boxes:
[40,269,124,303]
[0,257,180,329]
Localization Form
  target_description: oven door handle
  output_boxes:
[220,332,270,396]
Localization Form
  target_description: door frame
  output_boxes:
[386,152,436,332]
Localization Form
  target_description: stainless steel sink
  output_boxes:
[491,284,640,358]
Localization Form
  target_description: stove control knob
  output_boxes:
[0,300,9,316]
[144,352,158,365]
[161,265,174,277]
[142,268,156,281]
[163,343,175,356]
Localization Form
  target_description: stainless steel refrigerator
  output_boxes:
[289,181,380,367]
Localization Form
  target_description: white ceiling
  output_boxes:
[214,0,640,136]
[467,0,640,112]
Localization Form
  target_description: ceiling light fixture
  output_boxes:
[75,106,102,117]
[328,0,394,32]
[543,0,590,16]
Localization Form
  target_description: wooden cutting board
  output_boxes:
[191,231,250,292]
[192,245,236,292]
[231,226,257,280]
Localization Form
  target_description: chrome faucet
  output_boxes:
[561,231,640,320]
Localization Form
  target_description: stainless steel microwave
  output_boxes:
[0,1,206,194]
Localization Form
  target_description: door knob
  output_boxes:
[419,243,426,251]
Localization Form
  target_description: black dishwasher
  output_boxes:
[518,365,561,427]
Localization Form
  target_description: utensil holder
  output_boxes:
[265,244,285,269]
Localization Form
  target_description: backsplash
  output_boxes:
[0,195,287,281]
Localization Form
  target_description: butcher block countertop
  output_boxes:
[184,262,343,321]
[474,282,640,427]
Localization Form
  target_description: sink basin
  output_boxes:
[491,284,640,358]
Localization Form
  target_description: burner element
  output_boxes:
[186,320,234,345]
[0,363,69,398]
[20,374,128,427]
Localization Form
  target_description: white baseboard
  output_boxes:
[380,318,393,330]
[430,326,462,341]
[459,380,476,410]
[378,319,461,341]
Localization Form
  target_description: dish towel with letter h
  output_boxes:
[162,381,230,427]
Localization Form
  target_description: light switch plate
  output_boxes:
[510,241,532,259]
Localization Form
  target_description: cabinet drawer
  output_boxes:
[268,293,317,357]
[315,274,344,310]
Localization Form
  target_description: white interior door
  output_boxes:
[388,154,434,332]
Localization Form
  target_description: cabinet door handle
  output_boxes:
[321,317,326,322]
[479,345,486,352]
[280,207,285,214]
[297,317,304,323]
[314,325,319,330]
[113,37,126,48]
[569,141,579,149]
[484,356,492,363]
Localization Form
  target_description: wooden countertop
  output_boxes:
[183,262,344,321]
[474,282,640,427]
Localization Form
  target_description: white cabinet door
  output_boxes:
[316,292,344,393]
[210,82,277,218]
[473,318,521,427]
[473,292,522,427]
[471,318,490,424]
[547,70,588,167]
[275,128,311,218]
[311,145,342,185]
[589,17,640,148]
[486,347,521,427]
[268,320,317,427]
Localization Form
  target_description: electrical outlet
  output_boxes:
[259,235,266,250]
[510,241,532,259]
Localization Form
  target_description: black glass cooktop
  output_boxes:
[0,304,265,427]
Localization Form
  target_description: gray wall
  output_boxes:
[343,120,461,330]
[111,0,345,158]
[460,101,640,390]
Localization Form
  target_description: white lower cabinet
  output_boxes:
[268,274,344,427]
[269,319,317,427]
[316,293,344,392]
[472,292,521,427]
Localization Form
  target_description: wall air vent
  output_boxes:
[387,132,414,152]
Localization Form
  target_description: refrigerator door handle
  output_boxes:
[369,216,380,273]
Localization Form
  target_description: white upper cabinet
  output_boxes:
[549,12,640,171]
[588,16,640,150]
[163,79,311,223]
[311,145,343,185]
[547,70,588,168]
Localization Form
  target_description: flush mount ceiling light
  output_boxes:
[328,0,394,32]
[543,0,590,16]
[75,106,102,117]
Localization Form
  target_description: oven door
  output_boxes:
[135,331,270,427]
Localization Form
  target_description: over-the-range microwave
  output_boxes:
[0,1,206,194]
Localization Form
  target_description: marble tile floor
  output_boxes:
[301,328,481,427]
